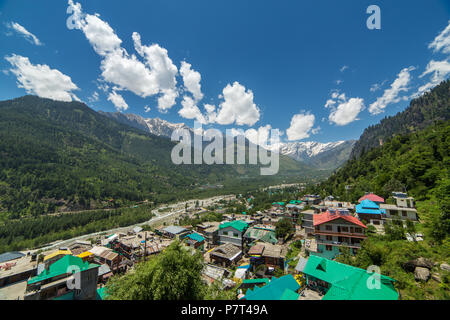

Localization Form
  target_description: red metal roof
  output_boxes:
[358,193,384,203]
[313,211,367,228]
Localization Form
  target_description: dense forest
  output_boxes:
[0,95,323,219]
[350,80,450,159]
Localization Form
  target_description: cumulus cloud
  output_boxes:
[428,20,450,54]
[5,54,79,102]
[107,90,128,112]
[180,61,203,102]
[6,21,43,46]
[215,81,260,126]
[68,1,179,112]
[286,113,315,141]
[329,98,365,126]
[368,66,415,115]
[178,95,207,124]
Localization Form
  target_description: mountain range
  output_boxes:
[101,111,355,170]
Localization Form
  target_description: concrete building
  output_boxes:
[312,211,367,259]
[218,220,249,248]
[209,243,242,267]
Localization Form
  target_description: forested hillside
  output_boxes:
[350,80,450,159]
[0,96,320,219]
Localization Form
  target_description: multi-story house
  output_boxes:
[301,209,315,236]
[380,192,418,221]
[312,210,367,259]
[217,220,249,248]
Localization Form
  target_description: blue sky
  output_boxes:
[1,0,449,143]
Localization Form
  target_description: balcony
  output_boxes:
[314,230,367,239]
[316,239,362,249]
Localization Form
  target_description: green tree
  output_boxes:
[275,218,294,239]
[106,241,205,300]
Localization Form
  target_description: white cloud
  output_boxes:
[286,113,315,141]
[335,79,343,85]
[178,95,207,124]
[370,79,387,92]
[88,91,99,102]
[329,98,364,126]
[7,21,43,46]
[215,81,260,126]
[144,105,151,112]
[204,103,217,123]
[324,99,336,108]
[414,59,450,96]
[107,90,128,112]
[428,20,450,54]
[68,1,179,112]
[368,66,415,115]
[340,65,349,72]
[180,61,203,102]
[5,54,79,102]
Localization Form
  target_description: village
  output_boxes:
[0,187,437,301]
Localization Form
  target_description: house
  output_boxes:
[161,226,190,239]
[301,255,398,300]
[356,199,386,225]
[241,274,300,300]
[89,246,122,272]
[184,233,205,250]
[302,195,321,205]
[312,210,367,259]
[196,222,220,247]
[380,204,418,221]
[321,201,355,212]
[209,243,242,267]
[358,193,385,205]
[380,192,418,221]
[260,243,287,269]
[24,255,99,300]
[202,264,230,283]
[301,209,315,235]
[243,227,277,246]
[218,220,249,248]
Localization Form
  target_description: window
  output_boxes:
[326,235,332,241]
[326,245,332,251]
[402,211,407,217]
[355,227,362,233]
[325,225,332,231]
[233,232,238,237]
[341,226,349,232]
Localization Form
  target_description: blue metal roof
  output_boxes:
[0,251,25,263]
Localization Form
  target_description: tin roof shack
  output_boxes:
[161,226,190,239]
[302,256,398,300]
[261,243,287,269]
[243,227,278,246]
[25,255,99,300]
[184,233,205,250]
[218,220,249,248]
[209,243,243,267]
[202,264,231,284]
[89,246,122,272]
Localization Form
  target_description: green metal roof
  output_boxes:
[244,227,277,245]
[28,255,100,285]
[303,256,398,300]
[97,286,109,300]
[272,202,285,206]
[243,278,271,285]
[243,275,300,300]
[289,200,302,204]
[186,232,205,242]
[218,220,249,232]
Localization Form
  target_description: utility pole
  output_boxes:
[144,232,147,262]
